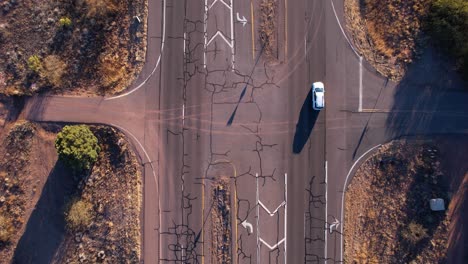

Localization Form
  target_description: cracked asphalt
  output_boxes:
[21,0,468,263]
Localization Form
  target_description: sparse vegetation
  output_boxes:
[84,0,118,17]
[99,52,127,89]
[0,215,14,243]
[27,55,42,73]
[58,17,72,27]
[427,0,468,78]
[402,221,429,245]
[345,141,450,263]
[55,125,101,171]
[40,55,67,87]
[65,198,95,230]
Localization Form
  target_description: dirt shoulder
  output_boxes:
[0,0,147,96]
[344,139,467,263]
[0,117,142,263]
[344,0,431,80]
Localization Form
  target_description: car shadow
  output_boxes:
[12,160,78,264]
[293,89,320,154]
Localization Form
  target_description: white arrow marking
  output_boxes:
[259,237,286,250]
[329,218,340,234]
[236,12,247,27]
[241,220,253,234]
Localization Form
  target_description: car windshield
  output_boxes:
[315,88,323,92]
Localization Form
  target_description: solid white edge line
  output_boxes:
[256,173,260,264]
[339,144,381,262]
[358,56,363,112]
[324,161,328,263]
[330,0,360,58]
[284,173,287,264]
[106,0,167,101]
[204,0,208,68]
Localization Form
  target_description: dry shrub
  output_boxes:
[40,55,67,87]
[0,214,14,243]
[84,0,118,17]
[66,198,95,230]
[98,52,126,89]
[402,221,429,244]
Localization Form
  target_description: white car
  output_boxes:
[312,82,325,110]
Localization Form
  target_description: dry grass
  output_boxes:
[84,0,118,17]
[41,55,67,88]
[259,0,277,60]
[98,52,127,89]
[0,215,14,243]
[65,198,95,231]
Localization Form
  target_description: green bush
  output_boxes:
[58,17,72,27]
[402,221,428,244]
[27,55,42,73]
[427,0,468,78]
[55,125,101,171]
[66,198,95,230]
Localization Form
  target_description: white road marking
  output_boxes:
[236,12,247,27]
[259,237,286,250]
[207,31,233,47]
[204,0,208,68]
[258,200,286,216]
[229,0,235,70]
[339,144,382,262]
[359,56,363,112]
[182,103,185,126]
[284,173,287,264]
[209,0,231,9]
[106,0,167,100]
[324,161,328,263]
[256,173,260,264]
[183,32,186,57]
[330,0,360,58]
[110,123,161,261]
[241,220,253,234]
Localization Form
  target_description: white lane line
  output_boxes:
[330,0,360,58]
[284,173,287,264]
[207,31,233,47]
[304,35,307,57]
[106,0,167,100]
[182,103,185,126]
[183,32,186,57]
[339,144,381,262]
[358,56,363,112]
[256,173,260,264]
[204,0,208,68]
[324,161,328,263]
[229,0,235,71]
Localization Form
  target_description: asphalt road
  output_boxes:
[22,0,468,263]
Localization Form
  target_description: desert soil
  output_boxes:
[344,0,431,80]
[0,114,142,263]
[344,139,467,263]
[0,0,147,96]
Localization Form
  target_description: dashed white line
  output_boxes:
[256,173,260,264]
[284,173,288,264]
[203,0,208,68]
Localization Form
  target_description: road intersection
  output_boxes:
[22,0,468,263]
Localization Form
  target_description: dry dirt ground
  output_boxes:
[0,0,147,96]
[0,106,142,263]
[344,0,431,80]
[344,138,468,263]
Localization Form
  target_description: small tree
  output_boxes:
[66,198,94,230]
[55,125,101,171]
